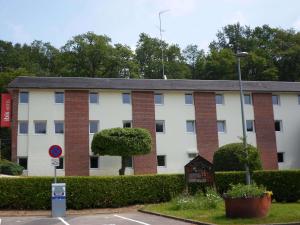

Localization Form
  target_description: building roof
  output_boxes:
[7,76,300,92]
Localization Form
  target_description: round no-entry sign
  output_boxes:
[49,145,62,158]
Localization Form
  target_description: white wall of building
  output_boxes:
[273,93,300,169]
[155,91,197,174]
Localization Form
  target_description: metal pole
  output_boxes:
[237,56,251,185]
[54,166,57,183]
[159,12,165,79]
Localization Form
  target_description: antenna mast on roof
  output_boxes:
[159,10,170,80]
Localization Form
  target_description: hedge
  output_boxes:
[0,160,24,175]
[215,170,300,202]
[0,174,185,210]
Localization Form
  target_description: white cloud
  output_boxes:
[293,17,300,30]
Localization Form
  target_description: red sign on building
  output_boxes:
[1,93,12,127]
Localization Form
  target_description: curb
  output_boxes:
[138,209,216,225]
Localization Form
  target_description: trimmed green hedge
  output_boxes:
[215,170,300,202]
[0,174,185,210]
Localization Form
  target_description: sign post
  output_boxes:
[49,145,62,183]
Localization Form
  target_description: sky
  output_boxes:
[0,0,300,51]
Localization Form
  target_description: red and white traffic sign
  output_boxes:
[49,145,62,158]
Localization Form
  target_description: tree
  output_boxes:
[91,128,152,175]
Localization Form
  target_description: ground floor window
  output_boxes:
[90,156,99,169]
[56,157,64,169]
[124,156,133,168]
[277,152,284,163]
[157,155,166,167]
[18,157,28,170]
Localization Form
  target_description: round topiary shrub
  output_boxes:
[213,143,262,172]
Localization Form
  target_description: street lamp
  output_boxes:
[236,51,251,185]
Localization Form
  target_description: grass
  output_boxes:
[143,201,300,225]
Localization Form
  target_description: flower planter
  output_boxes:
[224,194,271,218]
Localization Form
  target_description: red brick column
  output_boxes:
[132,91,157,174]
[253,93,278,170]
[65,90,89,176]
[194,92,218,162]
[10,90,19,162]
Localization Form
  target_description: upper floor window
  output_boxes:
[34,121,47,134]
[246,120,255,132]
[154,93,164,105]
[186,120,195,133]
[89,120,99,134]
[215,94,224,104]
[55,92,64,103]
[54,121,64,134]
[244,94,252,105]
[89,92,99,104]
[122,93,131,104]
[123,120,132,128]
[272,95,280,105]
[19,92,29,103]
[185,94,193,105]
[19,121,28,134]
[217,121,226,133]
[156,120,165,133]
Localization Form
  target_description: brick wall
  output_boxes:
[65,90,90,176]
[132,91,157,174]
[194,92,219,162]
[253,93,278,170]
[10,90,18,162]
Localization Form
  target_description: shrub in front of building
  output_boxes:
[0,174,185,210]
[0,159,24,175]
[215,170,300,202]
[213,143,262,172]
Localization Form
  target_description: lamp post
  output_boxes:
[236,51,251,185]
[159,10,170,80]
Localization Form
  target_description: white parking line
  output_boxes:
[0,218,2,225]
[114,215,151,225]
[58,217,70,225]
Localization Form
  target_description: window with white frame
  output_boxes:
[34,121,47,134]
[155,120,165,133]
[244,94,252,105]
[157,155,166,167]
[272,95,280,105]
[217,121,226,133]
[123,120,132,128]
[185,94,193,104]
[54,121,64,134]
[186,120,195,133]
[89,92,99,104]
[246,120,255,132]
[154,93,164,105]
[215,94,224,104]
[89,120,99,134]
[122,93,131,104]
[19,92,29,103]
[18,157,28,170]
[275,120,282,132]
[90,156,99,169]
[19,121,28,134]
[55,92,64,103]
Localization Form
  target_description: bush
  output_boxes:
[215,170,300,202]
[225,183,266,198]
[0,174,185,209]
[213,143,262,172]
[0,160,24,175]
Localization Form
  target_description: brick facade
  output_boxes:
[132,91,157,174]
[253,93,278,170]
[65,90,90,176]
[194,92,219,162]
[10,90,18,162]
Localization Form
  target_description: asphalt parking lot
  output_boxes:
[0,212,194,225]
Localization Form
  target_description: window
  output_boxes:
[89,92,99,104]
[19,92,29,103]
[18,157,27,170]
[57,157,64,169]
[90,156,99,169]
[122,93,131,104]
[275,120,282,132]
[185,94,193,104]
[157,155,166,167]
[89,121,99,134]
[156,120,165,133]
[188,152,197,159]
[54,121,64,134]
[215,94,224,104]
[34,121,47,134]
[123,120,132,128]
[186,120,195,133]
[244,94,252,105]
[19,121,28,134]
[272,95,280,105]
[277,152,284,163]
[154,93,164,105]
[246,120,255,132]
[124,156,133,168]
[55,92,64,103]
[217,121,226,133]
